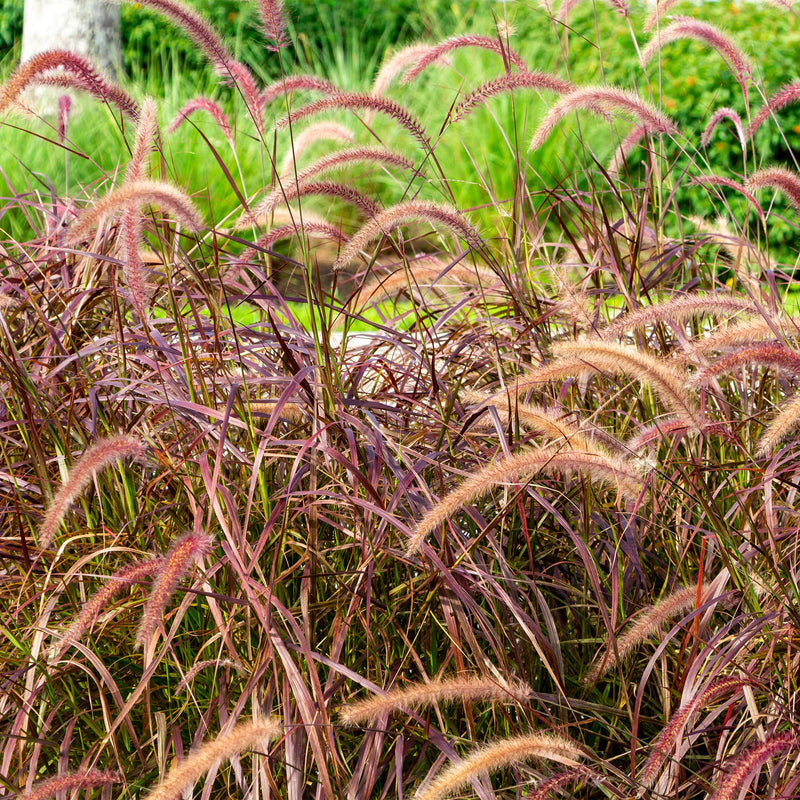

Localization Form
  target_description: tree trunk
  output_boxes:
[21,0,121,78]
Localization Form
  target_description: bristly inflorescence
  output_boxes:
[38,434,146,551]
[400,34,528,85]
[0,50,139,118]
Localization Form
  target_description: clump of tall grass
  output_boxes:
[4,0,800,799]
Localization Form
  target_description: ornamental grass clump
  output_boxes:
[5,0,800,798]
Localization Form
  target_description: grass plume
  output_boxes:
[340,675,533,726]
[414,733,584,800]
[332,201,483,270]
[18,770,121,800]
[552,339,702,425]
[258,0,289,51]
[142,718,280,800]
[275,93,431,148]
[168,97,233,143]
[0,50,138,118]
[39,434,145,550]
[640,676,747,788]
[641,17,753,101]
[598,294,755,340]
[530,86,677,150]
[135,531,213,649]
[66,179,203,245]
[451,71,572,124]
[586,583,713,682]
[407,442,645,555]
[400,35,527,85]
[55,558,165,656]
[709,732,798,800]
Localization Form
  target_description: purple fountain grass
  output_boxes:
[340,675,533,727]
[687,317,787,355]
[598,294,756,340]
[747,166,800,215]
[38,434,146,550]
[461,390,599,448]
[400,34,527,86]
[275,93,431,149]
[414,733,584,800]
[756,392,800,457]
[243,146,412,224]
[120,212,148,321]
[689,175,765,220]
[126,98,159,184]
[709,732,798,800]
[66,179,203,245]
[260,74,340,106]
[19,769,121,800]
[748,81,800,138]
[281,145,414,183]
[142,718,280,800]
[690,342,800,386]
[527,766,603,800]
[482,357,594,398]
[115,0,263,126]
[530,86,677,151]
[641,18,752,102]
[332,201,483,271]
[236,180,380,230]
[221,60,265,132]
[135,531,213,649]
[450,71,573,124]
[118,99,160,320]
[55,558,165,656]
[701,107,747,150]
[626,418,732,451]
[406,442,645,555]
[0,50,139,118]
[551,340,702,426]
[168,97,233,143]
[239,222,349,261]
[258,0,289,51]
[585,583,713,683]
[639,676,748,789]
[371,44,447,98]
